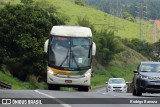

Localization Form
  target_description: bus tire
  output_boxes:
[78,86,89,92]
[48,84,60,90]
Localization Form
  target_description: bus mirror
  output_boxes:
[44,39,49,53]
[92,42,96,56]
[91,70,94,77]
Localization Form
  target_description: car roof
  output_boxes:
[141,61,160,64]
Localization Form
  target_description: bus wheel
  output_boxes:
[78,86,89,92]
[48,84,60,90]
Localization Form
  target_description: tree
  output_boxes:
[123,12,135,22]
[75,0,85,6]
[94,30,122,65]
[150,40,160,61]
[77,16,96,34]
[0,4,67,81]
[121,38,152,59]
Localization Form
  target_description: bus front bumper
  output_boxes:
[47,72,91,86]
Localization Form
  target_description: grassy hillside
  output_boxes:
[35,0,153,42]
[0,0,150,89]
[0,0,154,42]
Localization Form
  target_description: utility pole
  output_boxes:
[105,0,125,31]
[108,1,113,27]
[153,21,157,42]
[136,1,148,41]
[108,0,118,31]
[110,0,115,30]
[118,0,125,30]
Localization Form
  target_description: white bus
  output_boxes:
[44,26,96,91]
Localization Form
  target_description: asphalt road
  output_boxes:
[0,87,160,107]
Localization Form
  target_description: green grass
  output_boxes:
[34,0,155,42]
[91,64,136,89]
[0,0,21,8]
[91,74,108,89]
[91,65,135,89]
[0,71,47,89]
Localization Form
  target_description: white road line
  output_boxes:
[96,88,106,93]
[34,90,72,107]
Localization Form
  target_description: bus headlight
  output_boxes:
[85,72,91,77]
[48,70,54,75]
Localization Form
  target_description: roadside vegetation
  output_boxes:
[0,67,47,89]
[0,0,154,42]
[0,0,160,89]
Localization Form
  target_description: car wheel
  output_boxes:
[132,89,136,96]
[136,89,142,96]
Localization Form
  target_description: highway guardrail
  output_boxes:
[0,81,12,89]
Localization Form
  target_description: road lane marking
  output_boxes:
[34,90,72,107]
[96,88,106,93]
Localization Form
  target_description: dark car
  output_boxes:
[132,61,160,96]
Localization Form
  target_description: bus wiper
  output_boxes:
[88,43,92,58]
[60,48,70,67]
[71,52,80,68]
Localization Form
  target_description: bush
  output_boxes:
[75,0,85,6]
[94,30,123,65]
[0,4,67,81]
[123,12,135,22]
[150,40,160,61]
[77,16,96,34]
[121,38,152,59]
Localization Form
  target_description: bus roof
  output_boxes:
[50,26,92,37]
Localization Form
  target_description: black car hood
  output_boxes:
[140,72,160,77]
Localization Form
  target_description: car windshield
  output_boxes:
[108,79,125,84]
[48,36,92,70]
[141,63,160,72]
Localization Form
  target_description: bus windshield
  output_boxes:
[48,36,92,70]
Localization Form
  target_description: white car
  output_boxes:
[106,78,128,93]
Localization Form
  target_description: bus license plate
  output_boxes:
[65,80,72,83]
